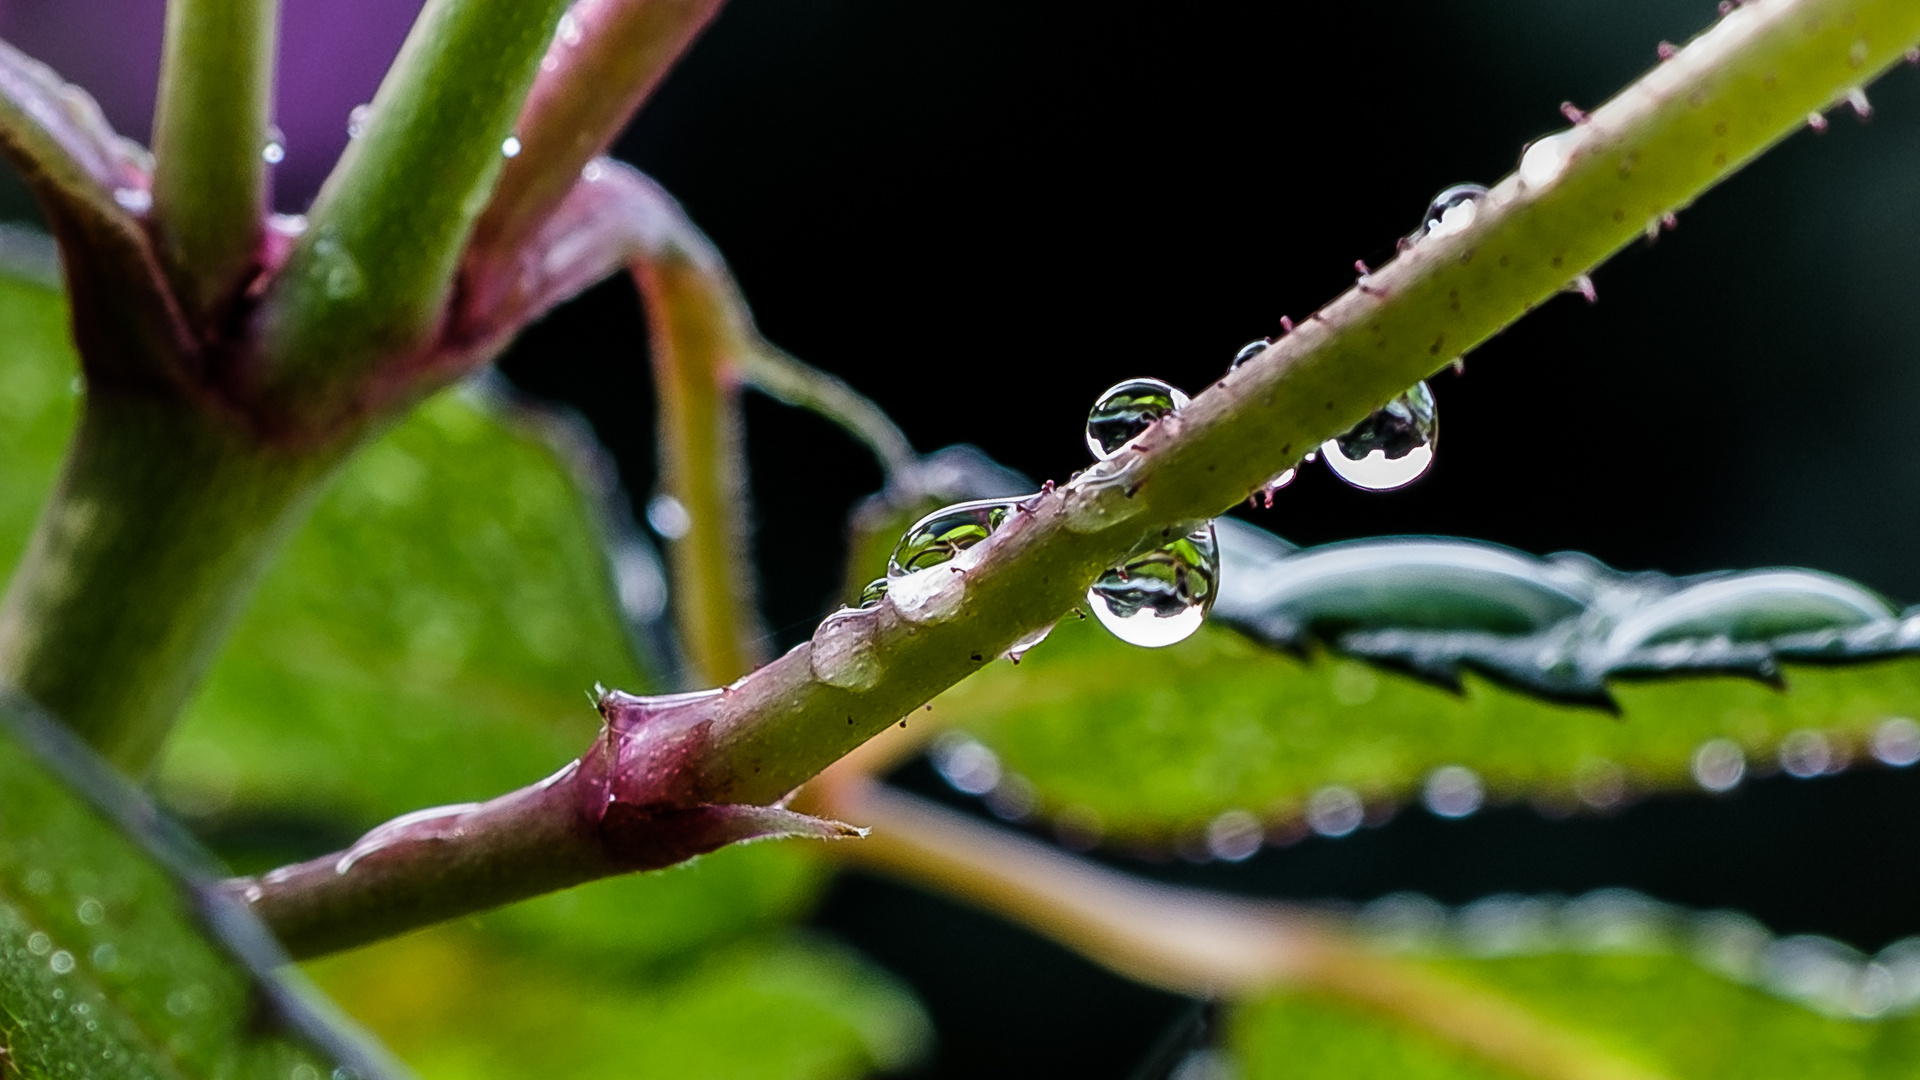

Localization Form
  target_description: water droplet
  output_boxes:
[89,943,118,971]
[1084,378,1189,460]
[1228,339,1270,371]
[646,493,691,539]
[1254,467,1295,507]
[1421,184,1488,240]
[292,1065,320,1080]
[857,578,888,608]
[1872,717,1920,766]
[112,187,151,214]
[1423,765,1484,818]
[75,899,103,926]
[1002,622,1053,663]
[1575,760,1625,809]
[556,11,583,46]
[312,233,364,300]
[26,932,50,956]
[1779,730,1832,778]
[501,135,522,158]
[581,160,605,183]
[346,104,371,140]
[1321,381,1436,490]
[1205,810,1263,861]
[931,735,1001,795]
[889,499,1014,576]
[1062,455,1147,534]
[1518,130,1576,189]
[262,123,286,164]
[1692,738,1745,792]
[335,803,479,875]
[1307,785,1363,837]
[810,609,881,690]
[48,950,73,974]
[1087,524,1218,647]
[269,212,308,237]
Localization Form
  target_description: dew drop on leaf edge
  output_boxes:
[1321,380,1437,491]
[1084,378,1189,461]
[1087,523,1219,647]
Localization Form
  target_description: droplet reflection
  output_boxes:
[1322,381,1437,490]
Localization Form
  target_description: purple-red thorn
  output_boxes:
[1560,102,1588,124]
[1656,41,1678,61]
[1279,315,1295,333]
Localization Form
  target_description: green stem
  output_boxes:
[0,394,338,774]
[633,251,768,684]
[253,0,570,428]
[468,0,726,261]
[149,0,278,321]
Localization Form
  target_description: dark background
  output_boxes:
[8,0,1920,1075]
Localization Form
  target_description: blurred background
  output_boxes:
[6,0,1920,1074]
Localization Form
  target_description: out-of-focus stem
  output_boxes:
[149,0,277,321]
[0,394,339,773]
[632,247,767,684]
[810,776,1667,1080]
[469,0,726,261]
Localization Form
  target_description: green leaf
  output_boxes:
[304,925,929,1080]
[0,694,399,1079]
[0,254,916,1068]
[1230,892,1920,1079]
[843,472,1920,840]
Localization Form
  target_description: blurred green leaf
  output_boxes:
[305,925,929,1080]
[939,609,1920,841]
[0,694,398,1079]
[0,253,919,1073]
[1232,893,1920,1079]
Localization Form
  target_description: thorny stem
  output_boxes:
[233,0,1920,953]
[808,775,1668,1080]
[149,0,277,322]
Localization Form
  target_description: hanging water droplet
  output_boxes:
[1229,339,1271,371]
[857,577,889,608]
[1087,523,1218,647]
[1002,622,1053,663]
[502,135,523,158]
[347,104,371,140]
[262,125,286,164]
[1421,184,1488,240]
[888,499,1015,577]
[1321,381,1437,490]
[1084,378,1189,460]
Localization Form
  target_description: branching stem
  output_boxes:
[149,0,277,321]
[231,0,1920,955]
